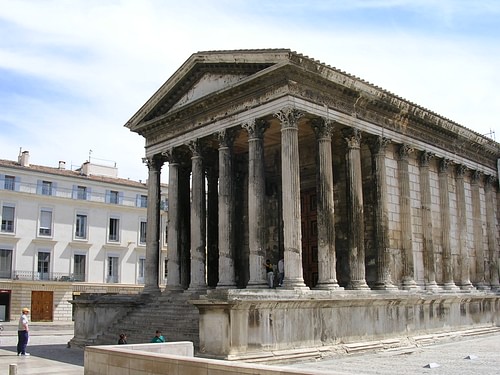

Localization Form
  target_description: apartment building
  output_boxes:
[0,150,168,321]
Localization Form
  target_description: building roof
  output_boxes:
[0,158,147,189]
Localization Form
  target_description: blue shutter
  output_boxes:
[118,192,124,205]
[36,180,42,194]
[0,174,4,189]
[14,176,20,191]
[136,194,141,207]
[72,185,78,199]
[105,190,110,203]
[86,187,92,200]
[52,182,57,196]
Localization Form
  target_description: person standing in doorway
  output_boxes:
[17,307,30,356]
[277,258,284,287]
[265,259,274,288]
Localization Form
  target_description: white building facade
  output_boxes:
[0,150,168,322]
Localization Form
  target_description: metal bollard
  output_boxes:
[9,364,17,375]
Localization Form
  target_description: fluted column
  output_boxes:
[217,129,237,288]
[485,175,500,290]
[343,128,369,290]
[165,149,182,291]
[311,118,341,290]
[369,136,397,290]
[275,107,307,289]
[143,154,165,294]
[456,165,474,290]
[243,119,269,288]
[419,151,438,291]
[206,163,219,288]
[398,144,417,290]
[470,171,488,289]
[438,158,458,290]
[188,140,207,291]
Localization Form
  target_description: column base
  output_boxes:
[346,280,370,290]
[372,282,399,291]
[282,279,309,290]
[401,278,419,291]
[164,285,184,293]
[424,281,440,292]
[441,282,460,291]
[458,281,476,291]
[473,282,491,291]
[141,285,161,295]
[314,282,344,291]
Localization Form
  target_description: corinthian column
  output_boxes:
[188,140,207,291]
[369,136,397,290]
[243,119,269,288]
[398,144,417,290]
[438,158,458,290]
[217,129,237,288]
[455,165,474,290]
[343,128,369,290]
[275,107,307,289]
[311,118,341,290]
[143,154,165,294]
[165,149,182,291]
[419,151,438,291]
[470,171,488,289]
[485,175,500,290]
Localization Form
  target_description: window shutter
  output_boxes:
[72,185,78,199]
[14,176,20,191]
[0,175,4,189]
[136,194,141,207]
[105,190,110,203]
[52,182,57,196]
[118,192,124,205]
[87,187,92,200]
[36,180,42,194]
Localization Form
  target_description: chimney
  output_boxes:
[58,161,66,170]
[19,151,30,167]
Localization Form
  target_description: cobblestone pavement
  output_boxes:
[0,322,499,375]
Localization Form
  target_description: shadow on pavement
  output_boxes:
[1,344,84,366]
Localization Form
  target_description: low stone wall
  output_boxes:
[84,342,315,375]
[192,290,500,362]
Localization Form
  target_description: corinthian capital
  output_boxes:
[342,128,362,149]
[242,119,269,139]
[311,117,334,139]
[274,107,304,129]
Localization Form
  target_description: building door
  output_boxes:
[0,290,11,321]
[31,291,53,322]
[301,189,318,288]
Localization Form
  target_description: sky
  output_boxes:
[1,0,499,183]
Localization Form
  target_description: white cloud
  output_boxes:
[0,0,498,183]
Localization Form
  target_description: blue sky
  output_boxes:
[0,0,499,182]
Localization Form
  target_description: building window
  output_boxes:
[108,217,120,242]
[39,209,53,236]
[4,175,15,191]
[37,251,51,280]
[107,256,119,283]
[139,195,147,208]
[75,214,88,239]
[164,258,168,282]
[139,220,147,244]
[77,186,87,200]
[0,249,12,279]
[41,181,52,196]
[109,190,119,204]
[138,257,145,284]
[74,254,86,282]
[1,205,15,233]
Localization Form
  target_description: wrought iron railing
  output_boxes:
[7,270,86,282]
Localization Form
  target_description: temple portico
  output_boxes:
[72,50,500,361]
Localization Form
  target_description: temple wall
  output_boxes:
[193,291,500,361]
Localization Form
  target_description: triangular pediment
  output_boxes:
[125,49,294,131]
[170,72,250,112]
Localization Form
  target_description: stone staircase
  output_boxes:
[93,291,201,350]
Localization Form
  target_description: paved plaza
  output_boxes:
[0,322,499,374]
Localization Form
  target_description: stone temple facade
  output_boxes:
[77,49,500,361]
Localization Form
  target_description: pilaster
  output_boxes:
[470,171,488,290]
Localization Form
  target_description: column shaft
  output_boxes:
[311,118,341,289]
[343,128,369,290]
[438,159,458,290]
[456,165,473,290]
[485,176,500,290]
[419,152,438,290]
[217,129,236,288]
[244,120,268,288]
[143,155,164,294]
[370,136,396,290]
[165,150,182,291]
[398,144,417,289]
[471,171,488,289]
[188,140,207,290]
[276,108,307,289]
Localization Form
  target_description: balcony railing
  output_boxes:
[8,270,85,282]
